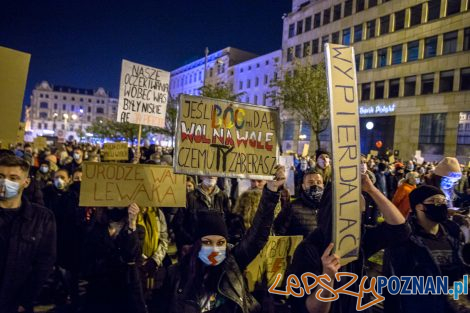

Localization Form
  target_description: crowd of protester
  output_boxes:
[1,139,470,313]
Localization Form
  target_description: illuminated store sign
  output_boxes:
[359,104,396,115]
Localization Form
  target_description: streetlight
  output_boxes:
[71,114,78,121]
[299,134,307,140]
[366,121,374,130]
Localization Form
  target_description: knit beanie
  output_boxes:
[434,157,461,178]
[196,211,228,239]
[409,185,445,211]
[315,149,329,161]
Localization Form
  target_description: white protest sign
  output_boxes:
[279,155,295,195]
[117,59,170,127]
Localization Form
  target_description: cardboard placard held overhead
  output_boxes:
[0,46,30,147]
[103,142,129,161]
[174,95,280,180]
[370,150,378,157]
[389,155,395,163]
[34,137,47,150]
[117,59,170,128]
[325,43,361,266]
[79,163,186,207]
[301,143,309,157]
[245,236,303,292]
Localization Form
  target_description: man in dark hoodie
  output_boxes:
[287,174,410,313]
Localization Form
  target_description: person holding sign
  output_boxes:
[287,174,410,313]
[159,166,285,313]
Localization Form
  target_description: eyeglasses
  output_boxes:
[423,196,447,206]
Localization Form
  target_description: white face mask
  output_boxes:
[54,178,66,190]
[198,246,226,266]
[317,158,330,169]
[0,178,21,200]
[73,153,81,161]
[202,177,217,188]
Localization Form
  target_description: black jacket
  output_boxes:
[273,192,316,237]
[175,186,231,247]
[162,187,280,313]
[383,219,469,313]
[0,197,56,313]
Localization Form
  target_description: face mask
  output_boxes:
[415,178,421,185]
[0,178,21,199]
[305,185,324,204]
[202,177,217,188]
[360,163,368,174]
[440,174,461,190]
[40,166,49,174]
[73,153,81,161]
[423,204,448,223]
[317,159,325,169]
[54,178,66,190]
[198,246,226,266]
[300,162,308,171]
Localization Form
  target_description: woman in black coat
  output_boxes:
[159,168,285,313]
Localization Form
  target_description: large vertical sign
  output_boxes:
[325,43,361,266]
[117,59,170,127]
[174,95,280,179]
[0,46,30,147]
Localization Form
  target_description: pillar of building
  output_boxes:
[444,111,459,156]
[394,114,420,160]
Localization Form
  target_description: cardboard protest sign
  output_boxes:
[301,144,309,157]
[117,59,170,127]
[0,46,30,146]
[370,150,378,157]
[366,154,371,162]
[325,43,361,266]
[103,142,129,161]
[279,155,295,195]
[79,163,186,207]
[389,155,395,164]
[34,137,47,150]
[174,95,280,179]
[245,236,303,292]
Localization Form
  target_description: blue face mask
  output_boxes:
[440,174,461,190]
[0,178,21,199]
[198,246,226,266]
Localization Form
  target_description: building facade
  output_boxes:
[282,0,470,162]
[169,47,257,99]
[27,81,118,141]
[232,50,282,107]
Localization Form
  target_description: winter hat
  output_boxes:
[196,211,228,239]
[434,157,461,178]
[315,149,330,161]
[409,185,445,211]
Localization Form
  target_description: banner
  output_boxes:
[79,163,186,207]
[370,150,378,157]
[117,59,170,127]
[389,155,395,164]
[245,236,303,292]
[0,46,30,147]
[34,137,47,150]
[103,142,129,161]
[325,43,361,266]
[279,155,295,195]
[174,95,280,179]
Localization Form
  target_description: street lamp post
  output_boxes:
[203,47,209,88]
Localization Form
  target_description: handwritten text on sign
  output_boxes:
[117,59,170,127]
[103,142,128,161]
[245,236,303,292]
[79,163,186,207]
[174,95,280,179]
[325,44,361,266]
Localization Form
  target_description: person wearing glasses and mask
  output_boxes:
[384,185,470,313]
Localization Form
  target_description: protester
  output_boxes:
[159,166,285,313]
[392,171,419,218]
[64,147,84,175]
[287,173,410,313]
[314,150,332,185]
[82,204,147,313]
[35,160,54,190]
[424,157,462,207]
[274,168,323,236]
[0,155,56,313]
[384,185,470,313]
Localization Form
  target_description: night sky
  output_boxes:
[0,0,291,106]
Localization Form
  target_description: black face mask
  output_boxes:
[423,204,448,223]
[305,185,324,204]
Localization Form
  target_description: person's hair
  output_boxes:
[232,189,262,229]
[72,168,82,175]
[303,169,322,183]
[186,176,195,186]
[73,147,83,153]
[24,143,32,149]
[0,155,30,174]
[56,167,71,177]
